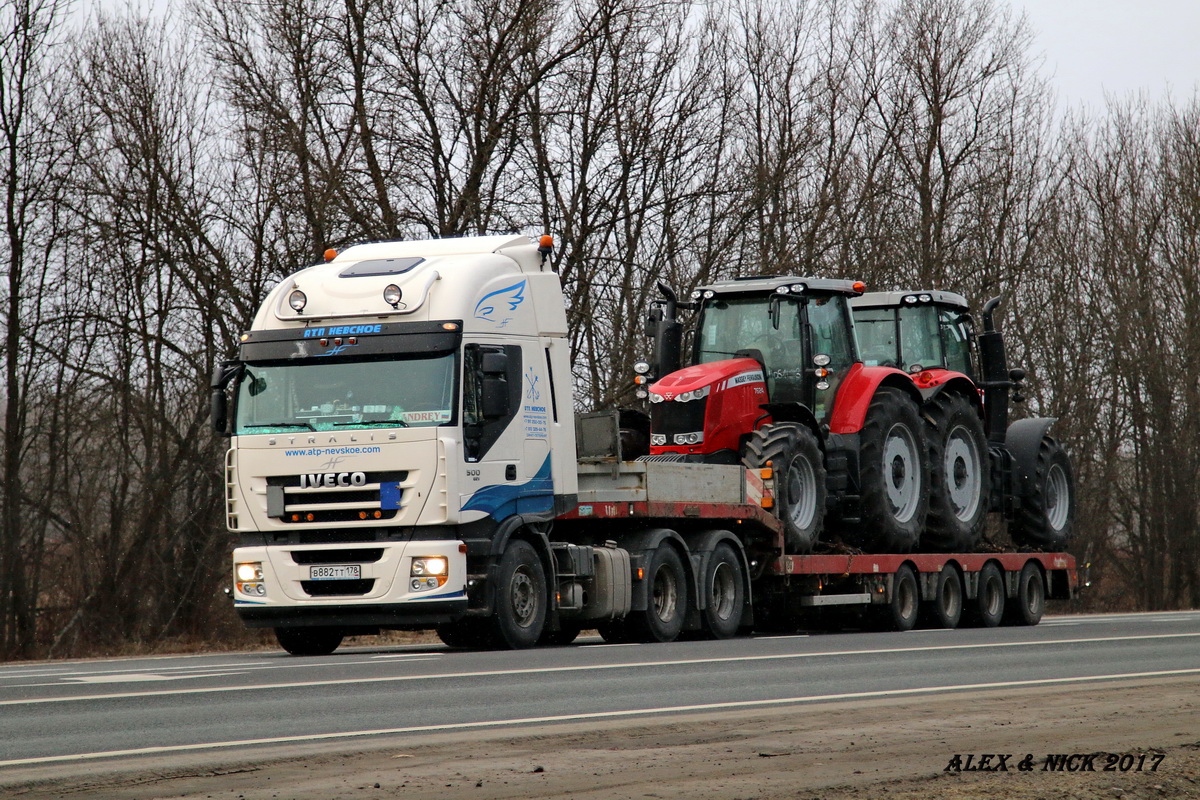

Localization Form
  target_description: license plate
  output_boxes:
[309,564,361,580]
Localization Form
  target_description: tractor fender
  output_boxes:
[611,528,693,613]
[914,373,982,411]
[1006,417,1058,497]
[829,364,924,434]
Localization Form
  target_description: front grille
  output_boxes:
[301,579,375,596]
[267,471,407,523]
[291,548,384,565]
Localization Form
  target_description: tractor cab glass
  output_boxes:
[853,304,974,378]
[695,291,855,418]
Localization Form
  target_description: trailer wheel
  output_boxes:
[877,564,919,631]
[858,389,928,552]
[743,423,826,553]
[273,626,344,656]
[920,566,963,629]
[1010,436,1075,550]
[491,540,547,649]
[627,544,688,642]
[1003,562,1045,626]
[963,561,1004,627]
[923,393,988,552]
[701,542,746,639]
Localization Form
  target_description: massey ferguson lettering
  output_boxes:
[299,472,367,489]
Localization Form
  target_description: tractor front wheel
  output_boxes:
[923,392,989,552]
[858,389,929,552]
[743,423,826,553]
[1010,436,1075,550]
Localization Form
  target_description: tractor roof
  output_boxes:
[693,275,864,299]
[849,289,969,310]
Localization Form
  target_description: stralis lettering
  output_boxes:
[299,472,367,489]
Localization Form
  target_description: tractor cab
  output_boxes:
[643,276,864,462]
[849,290,974,378]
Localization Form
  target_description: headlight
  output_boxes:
[674,385,711,402]
[411,556,448,577]
[649,393,665,403]
[288,290,307,311]
[236,562,263,582]
[383,284,403,305]
[633,360,651,375]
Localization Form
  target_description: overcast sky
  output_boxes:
[1017,0,1200,108]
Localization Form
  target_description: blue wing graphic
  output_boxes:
[474,280,527,322]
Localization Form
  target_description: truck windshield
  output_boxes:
[234,352,457,434]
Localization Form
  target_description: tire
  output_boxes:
[858,389,929,552]
[273,626,344,656]
[700,542,746,639]
[920,566,963,629]
[626,544,688,643]
[490,540,547,649]
[1010,436,1075,549]
[743,423,826,553]
[436,618,497,649]
[539,622,583,646]
[923,393,989,552]
[1003,561,1045,626]
[964,562,1005,628]
[877,564,919,631]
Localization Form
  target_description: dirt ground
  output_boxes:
[4,676,1198,799]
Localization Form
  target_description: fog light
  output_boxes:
[288,289,307,311]
[383,284,403,305]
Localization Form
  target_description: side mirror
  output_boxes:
[481,351,508,375]
[209,360,242,437]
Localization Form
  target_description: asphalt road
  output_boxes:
[1,611,1197,774]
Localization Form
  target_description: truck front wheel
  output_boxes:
[491,540,547,649]
[274,626,344,656]
[627,544,688,643]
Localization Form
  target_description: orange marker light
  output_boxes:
[539,234,554,249]
[324,248,337,262]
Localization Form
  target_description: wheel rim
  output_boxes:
[510,567,537,628]
[1044,463,1070,531]
[896,573,917,620]
[652,565,679,622]
[710,561,737,622]
[981,573,1002,617]
[944,424,982,521]
[785,454,818,530]
[883,423,921,523]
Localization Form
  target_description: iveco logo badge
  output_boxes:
[300,472,367,489]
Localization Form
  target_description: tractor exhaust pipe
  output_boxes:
[646,282,684,378]
[977,296,1010,442]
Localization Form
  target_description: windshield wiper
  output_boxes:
[332,419,409,428]
[243,421,316,431]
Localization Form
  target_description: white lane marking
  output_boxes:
[1,654,444,687]
[67,672,252,684]
[3,666,1198,768]
[2,631,1198,707]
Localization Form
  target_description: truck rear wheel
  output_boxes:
[858,389,928,552]
[743,423,826,553]
[964,561,1004,627]
[274,626,344,656]
[1010,436,1075,550]
[701,542,746,639]
[490,539,547,649]
[627,544,688,642]
[923,392,988,552]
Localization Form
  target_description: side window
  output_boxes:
[939,309,974,377]
[807,295,855,370]
[462,343,522,461]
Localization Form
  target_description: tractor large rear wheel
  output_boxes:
[1010,436,1075,550]
[743,423,826,553]
[923,392,989,552]
[857,389,928,552]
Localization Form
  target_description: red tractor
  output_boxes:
[637,277,932,554]
[850,290,1075,551]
